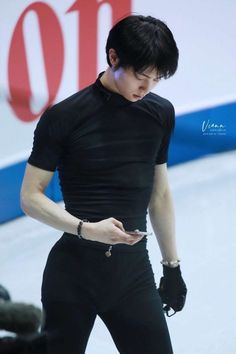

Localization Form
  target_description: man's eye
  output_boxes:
[135,73,143,80]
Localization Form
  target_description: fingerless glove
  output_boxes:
[158,265,187,313]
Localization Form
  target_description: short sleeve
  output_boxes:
[28,108,66,171]
[155,102,175,164]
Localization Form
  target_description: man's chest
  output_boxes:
[64,106,165,167]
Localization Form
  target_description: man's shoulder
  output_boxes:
[136,92,174,123]
[143,92,174,112]
[49,83,95,115]
[39,83,99,128]
[36,83,97,131]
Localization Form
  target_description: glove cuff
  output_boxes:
[163,264,182,278]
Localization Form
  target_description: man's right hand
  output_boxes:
[81,217,144,245]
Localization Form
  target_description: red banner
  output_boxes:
[8,0,131,122]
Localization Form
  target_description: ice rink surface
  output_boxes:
[1,150,236,354]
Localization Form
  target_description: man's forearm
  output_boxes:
[21,191,80,236]
[148,189,179,261]
[20,191,138,245]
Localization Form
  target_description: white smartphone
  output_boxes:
[126,231,152,236]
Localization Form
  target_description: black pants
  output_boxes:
[41,233,173,354]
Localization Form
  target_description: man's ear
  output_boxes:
[108,48,119,68]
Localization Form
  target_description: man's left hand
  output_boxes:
[158,265,187,314]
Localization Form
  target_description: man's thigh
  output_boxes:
[42,300,97,354]
[99,290,173,354]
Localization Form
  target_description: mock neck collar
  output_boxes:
[93,72,134,107]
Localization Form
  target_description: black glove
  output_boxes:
[158,265,187,316]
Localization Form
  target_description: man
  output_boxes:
[21,15,187,354]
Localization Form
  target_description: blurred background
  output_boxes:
[0,0,236,353]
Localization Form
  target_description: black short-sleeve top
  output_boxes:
[28,74,175,230]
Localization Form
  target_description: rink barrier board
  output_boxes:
[0,101,235,224]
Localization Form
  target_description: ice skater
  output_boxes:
[21,14,187,354]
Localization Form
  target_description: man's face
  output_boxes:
[112,66,161,102]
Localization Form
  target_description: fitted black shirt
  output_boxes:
[28,74,175,231]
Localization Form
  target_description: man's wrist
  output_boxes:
[77,220,84,238]
[77,220,93,240]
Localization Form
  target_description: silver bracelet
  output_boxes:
[161,259,181,268]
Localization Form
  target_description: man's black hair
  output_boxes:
[106,15,179,79]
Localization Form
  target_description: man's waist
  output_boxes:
[66,209,147,232]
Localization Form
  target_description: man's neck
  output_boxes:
[99,68,119,95]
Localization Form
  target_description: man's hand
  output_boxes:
[158,265,187,315]
[81,217,144,245]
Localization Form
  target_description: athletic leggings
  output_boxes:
[41,233,173,354]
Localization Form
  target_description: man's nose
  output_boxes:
[139,81,151,93]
